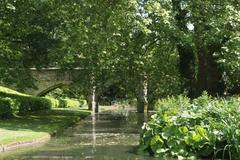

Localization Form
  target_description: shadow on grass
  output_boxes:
[0,109,90,134]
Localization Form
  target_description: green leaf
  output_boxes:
[150,135,164,147]
[195,125,206,137]
[192,132,201,142]
[179,126,189,134]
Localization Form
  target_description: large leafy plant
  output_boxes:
[139,93,240,159]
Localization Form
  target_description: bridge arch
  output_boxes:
[23,68,74,96]
[37,83,71,97]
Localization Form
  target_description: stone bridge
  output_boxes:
[21,68,74,96]
[1,68,75,96]
[23,68,76,96]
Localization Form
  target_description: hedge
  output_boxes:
[0,86,52,115]
[17,96,52,114]
[45,96,86,108]
[0,86,86,118]
[0,97,19,118]
[45,96,60,108]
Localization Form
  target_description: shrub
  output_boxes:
[46,96,87,108]
[78,98,87,108]
[0,97,19,118]
[0,86,52,115]
[139,93,240,159]
[154,95,191,112]
[64,98,87,108]
[18,97,52,114]
[45,96,60,108]
[58,98,68,108]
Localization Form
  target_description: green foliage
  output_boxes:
[0,108,90,146]
[58,98,68,108]
[1,0,240,101]
[45,96,60,108]
[218,35,240,91]
[139,93,240,159]
[17,97,51,114]
[0,97,19,118]
[57,98,86,108]
[45,87,87,108]
[45,96,86,109]
[0,86,51,116]
[0,0,60,89]
[0,86,29,97]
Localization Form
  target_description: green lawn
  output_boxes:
[0,108,90,146]
[0,86,29,97]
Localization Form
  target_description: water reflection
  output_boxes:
[92,113,96,154]
[0,111,156,160]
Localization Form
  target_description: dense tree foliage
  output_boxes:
[0,0,240,112]
[140,0,240,97]
[0,0,60,89]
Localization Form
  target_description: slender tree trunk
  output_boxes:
[87,95,92,110]
[87,86,99,113]
[137,76,148,113]
[95,96,99,113]
[137,97,144,113]
[91,86,99,113]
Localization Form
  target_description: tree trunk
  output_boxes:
[91,86,99,113]
[196,46,225,96]
[87,95,92,110]
[137,97,144,113]
[87,86,99,113]
[94,96,99,113]
[137,76,148,113]
[178,45,197,97]
[195,48,207,96]
[172,0,227,97]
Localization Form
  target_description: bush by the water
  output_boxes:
[17,96,51,114]
[0,86,52,115]
[44,88,87,108]
[45,96,60,108]
[139,93,240,159]
[0,97,19,118]
[45,96,86,108]
[58,98,68,108]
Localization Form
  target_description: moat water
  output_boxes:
[0,111,156,160]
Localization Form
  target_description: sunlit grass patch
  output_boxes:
[0,108,90,146]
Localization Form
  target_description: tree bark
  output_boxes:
[87,86,99,113]
[177,45,197,97]
[137,76,148,113]
[172,0,227,97]
[137,97,144,113]
[87,95,92,110]
[196,45,225,96]
[91,86,99,113]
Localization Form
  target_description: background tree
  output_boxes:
[141,0,240,97]
[1,0,239,113]
[0,0,60,90]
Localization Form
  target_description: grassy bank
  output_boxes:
[0,108,90,150]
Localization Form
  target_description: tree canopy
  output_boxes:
[1,0,240,111]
